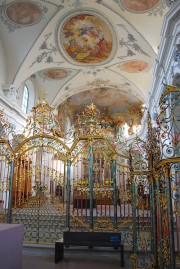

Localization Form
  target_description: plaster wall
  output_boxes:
[0,37,7,95]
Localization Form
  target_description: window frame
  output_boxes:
[22,84,29,114]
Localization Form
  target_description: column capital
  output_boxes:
[2,84,18,103]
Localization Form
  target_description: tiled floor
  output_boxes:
[22,246,133,269]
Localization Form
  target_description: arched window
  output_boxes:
[22,85,29,113]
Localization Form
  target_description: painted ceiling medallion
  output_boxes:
[122,0,160,12]
[120,60,150,73]
[5,1,42,25]
[43,69,68,79]
[62,14,112,64]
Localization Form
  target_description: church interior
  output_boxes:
[0,0,179,268]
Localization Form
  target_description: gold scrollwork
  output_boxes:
[162,237,169,263]
[94,215,113,231]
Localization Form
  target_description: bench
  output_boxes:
[55,231,124,267]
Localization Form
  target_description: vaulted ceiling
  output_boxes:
[0,0,176,129]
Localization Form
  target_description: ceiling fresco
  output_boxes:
[43,69,68,80]
[58,87,144,128]
[119,60,150,73]
[61,14,113,64]
[5,1,42,25]
[122,0,160,12]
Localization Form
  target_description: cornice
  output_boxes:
[0,94,27,122]
[160,1,180,38]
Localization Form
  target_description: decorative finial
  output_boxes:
[39,89,48,103]
[87,103,96,111]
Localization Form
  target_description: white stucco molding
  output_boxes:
[2,84,18,103]
[147,2,180,115]
[0,93,27,133]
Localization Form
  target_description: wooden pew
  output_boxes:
[55,231,124,267]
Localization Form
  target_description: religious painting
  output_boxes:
[62,14,112,63]
[66,88,130,109]
[44,69,68,79]
[5,1,42,25]
[122,0,159,12]
[58,87,143,128]
[120,60,149,73]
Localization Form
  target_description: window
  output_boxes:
[22,85,29,113]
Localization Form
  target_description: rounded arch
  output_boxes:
[14,134,70,157]
[19,78,36,114]
[24,79,35,113]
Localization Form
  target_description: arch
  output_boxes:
[23,79,35,113]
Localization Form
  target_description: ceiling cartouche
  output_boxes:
[5,1,42,26]
[61,13,113,64]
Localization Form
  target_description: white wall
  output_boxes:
[0,36,36,134]
[0,35,27,134]
[148,2,180,121]
[0,37,7,95]
[0,96,26,134]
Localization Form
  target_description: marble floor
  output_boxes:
[22,246,133,269]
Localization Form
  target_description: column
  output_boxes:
[66,157,71,229]
[89,140,93,230]
[7,160,14,223]
[111,155,117,229]
[163,164,175,269]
